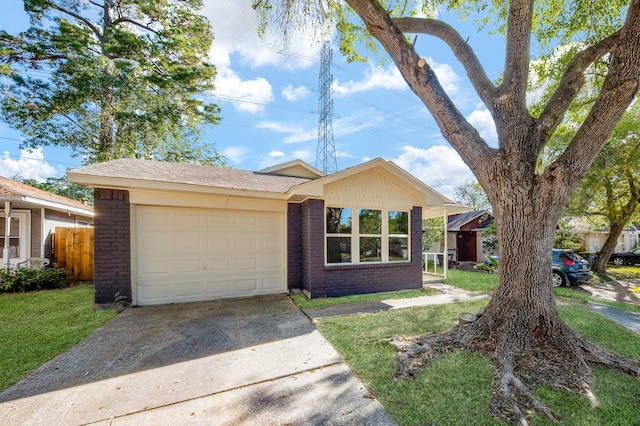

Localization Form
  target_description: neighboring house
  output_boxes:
[0,177,94,267]
[569,217,639,254]
[67,158,467,306]
[446,210,494,263]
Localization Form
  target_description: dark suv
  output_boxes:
[552,249,592,287]
[480,249,592,287]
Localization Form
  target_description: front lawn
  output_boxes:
[0,283,117,392]
[316,301,640,425]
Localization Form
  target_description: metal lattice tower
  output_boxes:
[316,41,338,174]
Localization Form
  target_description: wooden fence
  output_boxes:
[54,227,94,281]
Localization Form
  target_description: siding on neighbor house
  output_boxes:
[296,199,422,298]
[94,189,131,305]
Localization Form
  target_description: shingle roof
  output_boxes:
[0,176,93,212]
[447,210,492,231]
[68,158,312,193]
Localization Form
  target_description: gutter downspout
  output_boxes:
[4,201,11,269]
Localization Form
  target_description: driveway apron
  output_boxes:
[0,295,394,426]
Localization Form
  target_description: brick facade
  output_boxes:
[287,203,303,290]
[290,199,422,298]
[93,189,131,304]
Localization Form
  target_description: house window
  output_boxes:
[0,212,29,263]
[388,211,409,261]
[326,207,410,264]
[326,207,352,263]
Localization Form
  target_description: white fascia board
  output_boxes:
[67,173,289,201]
[22,196,94,217]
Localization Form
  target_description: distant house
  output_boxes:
[569,217,639,254]
[0,177,94,267]
[447,210,494,263]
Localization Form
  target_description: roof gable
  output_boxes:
[257,160,325,179]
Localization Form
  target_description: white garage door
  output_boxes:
[134,206,286,305]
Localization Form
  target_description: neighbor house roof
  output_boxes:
[447,210,492,231]
[66,158,313,197]
[0,176,94,216]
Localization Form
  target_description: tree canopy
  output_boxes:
[254,0,640,423]
[0,0,224,165]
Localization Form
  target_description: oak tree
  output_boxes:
[255,0,640,422]
[0,0,223,165]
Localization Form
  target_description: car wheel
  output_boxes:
[612,257,625,266]
[552,271,566,287]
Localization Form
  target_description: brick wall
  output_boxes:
[93,189,131,304]
[299,199,422,298]
[287,203,303,290]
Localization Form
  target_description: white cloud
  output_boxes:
[211,68,273,114]
[254,121,316,144]
[257,150,287,169]
[332,64,407,96]
[203,0,324,71]
[390,145,474,199]
[336,150,354,158]
[281,84,311,102]
[1,148,59,182]
[222,146,250,164]
[292,149,313,162]
[466,108,498,145]
[332,58,460,97]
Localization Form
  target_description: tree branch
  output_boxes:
[345,0,493,175]
[392,18,497,110]
[111,17,161,36]
[45,1,103,41]
[535,33,619,153]
[548,0,640,194]
[499,0,533,104]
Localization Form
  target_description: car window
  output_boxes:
[561,252,583,261]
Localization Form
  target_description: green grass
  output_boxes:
[289,287,438,309]
[0,284,117,392]
[446,269,498,291]
[592,265,640,284]
[316,301,640,425]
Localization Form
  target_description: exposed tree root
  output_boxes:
[387,315,640,424]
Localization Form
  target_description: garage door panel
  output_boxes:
[135,206,285,305]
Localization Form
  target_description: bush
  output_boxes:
[0,267,73,293]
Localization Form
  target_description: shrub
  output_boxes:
[0,267,73,293]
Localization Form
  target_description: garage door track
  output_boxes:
[0,295,393,425]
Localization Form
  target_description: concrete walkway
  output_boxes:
[302,282,490,320]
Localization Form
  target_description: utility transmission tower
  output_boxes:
[316,41,338,174]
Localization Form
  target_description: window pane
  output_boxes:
[327,237,351,263]
[360,237,381,262]
[389,237,409,261]
[389,211,408,234]
[359,209,381,234]
[326,208,352,234]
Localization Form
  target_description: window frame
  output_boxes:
[325,206,410,265]
[0,210,31,264]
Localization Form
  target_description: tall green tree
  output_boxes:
[19,176,93,204]
[454,180,491,211]
[254,0,640,422]
[567,109,640,273]
[0,0,223,165]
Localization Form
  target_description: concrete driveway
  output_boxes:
[0,295,394,425]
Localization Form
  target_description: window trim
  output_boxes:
[0,210,31,264]
[325,206,410,265]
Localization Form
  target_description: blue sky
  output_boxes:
[0,0,503,198]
